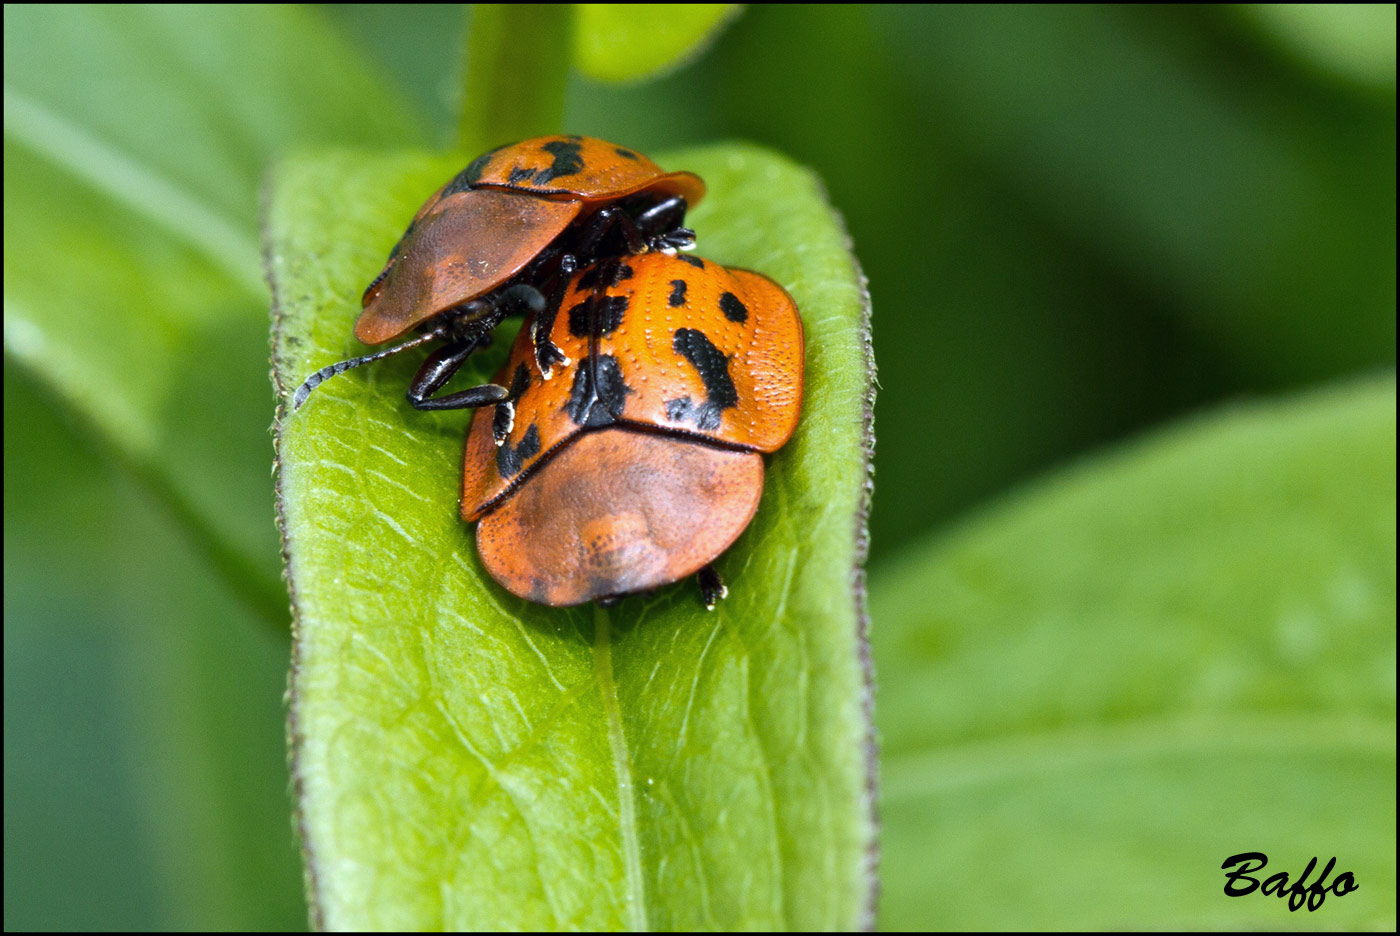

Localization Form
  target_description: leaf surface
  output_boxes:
[875,375,1397,929]
[268,143,876,929]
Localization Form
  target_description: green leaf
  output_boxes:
[574,4,741,84]
[2,5,424,624]
[1238,4,1397,90]
[267,143,876,929]
[870,6,1396,386]
[875,375,1396,929]
[5,365,305,930]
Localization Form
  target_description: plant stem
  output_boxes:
[459,4,571,151]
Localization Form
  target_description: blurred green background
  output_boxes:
[5,4,1394,930]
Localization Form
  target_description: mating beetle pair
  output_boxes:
[294,135,804,609]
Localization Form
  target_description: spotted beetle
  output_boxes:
[456,251,805,608]
[292,135,705,410]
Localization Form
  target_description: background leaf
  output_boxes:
[573,3,741,84]
[2,4,424,621]
[866,5,1395,388]
[4,367,305,931]
[1237,3,1397,90]
[268,143,875,929]
[874,374,1396,930]
[3,6,427,929]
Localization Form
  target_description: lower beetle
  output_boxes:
[455,251,805,607]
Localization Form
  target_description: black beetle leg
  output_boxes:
[531,277,572,379]
[490,360,536,446]
[573,204,649,258]
[697,565,728,610]
[405,334,509,411]
[633,196,694,253]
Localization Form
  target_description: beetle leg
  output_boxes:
[633,196,695,253]
[491,398,515,445]
[490,360,535,446]
[609,209,649,255]
[524,266,572,379]
[651,226,696,254]
[573,204,650,258]
[697,565,728,610]
[633,194,686,232]
[532,322,571,380]
[403,284,542,410]
[570,206,620,257]
[405,335,510,411]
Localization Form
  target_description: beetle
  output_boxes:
[456,251,805,608]
[291,135,706,410]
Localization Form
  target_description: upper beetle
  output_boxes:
[452,251,805,609]
[292,135,705,410]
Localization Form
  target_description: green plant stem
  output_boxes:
[459,4,571,151]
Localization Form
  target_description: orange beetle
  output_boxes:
[459,252,804,608]
[292,135,705,410]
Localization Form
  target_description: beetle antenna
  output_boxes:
[293,328,444,410]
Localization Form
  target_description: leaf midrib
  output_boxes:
[593,606,649,932]
[882,712,1396,802]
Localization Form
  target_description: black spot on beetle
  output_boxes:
[719,291,749,323]
[509,362,531,396]
[665,396,694,421]
[596,296,628,335]
[614,147,640,160]
[443,146,501,196]
[569,293,628,337]
[673,329,737,404]
[496,423,541,478]
[671,328,738,431]
[676,254,705,269]
[566,354,632,427]
[567,299,591,337]
[534,140,585,184]
[664,395,728,432]
[668,279,687,307]
[507,166,538,185]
